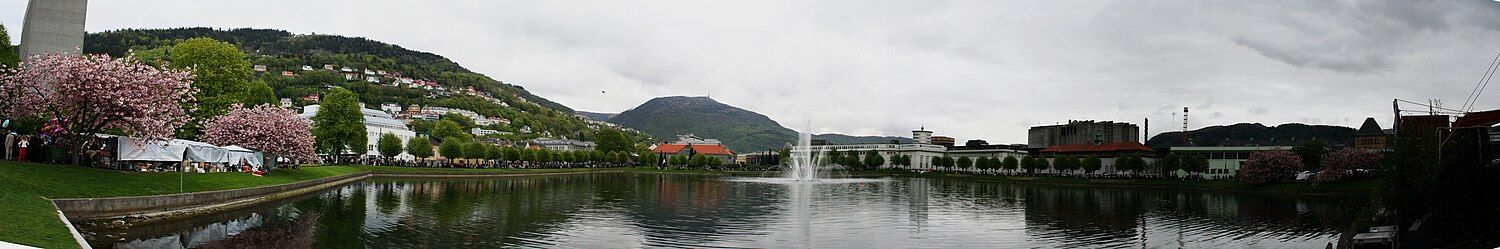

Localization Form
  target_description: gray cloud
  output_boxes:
[3,0,1499,143]
[1248,107,1268,115]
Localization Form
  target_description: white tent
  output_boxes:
[113,136,239,163]
[179,139,229,163]
[223,145,264,167]
[115,136,189,162]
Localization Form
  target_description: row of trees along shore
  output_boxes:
[370,131,653,168]
[824,144,1379,184]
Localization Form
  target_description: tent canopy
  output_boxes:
[112,136,263,166]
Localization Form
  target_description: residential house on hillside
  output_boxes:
[301,65,315,71]
[420,107,486,121]
[380,103,402,115]
[472,127,510,137]
[476,117,510,126]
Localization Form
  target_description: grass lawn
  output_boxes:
[0,162,677,248]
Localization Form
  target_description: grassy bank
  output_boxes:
[898,171,1379,193]
[0,162,625,248]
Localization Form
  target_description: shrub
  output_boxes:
[1316,148,1381,183]
[1240,150,1302,184]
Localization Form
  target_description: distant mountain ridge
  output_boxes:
[608,96,911,152]
[1145,123,1356,149]
[576,111,617,122]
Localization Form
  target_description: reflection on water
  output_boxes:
[78,173,1367,248]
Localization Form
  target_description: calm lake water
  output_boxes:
[78,173,1368,248]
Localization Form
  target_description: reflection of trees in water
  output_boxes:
[921,178,1365,246]
[201,212,319,249]
[309,185,368,248]
[354,175,608,247]
[617,174,782,246]
[84,185,323,248]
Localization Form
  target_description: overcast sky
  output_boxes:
[5,0,1500,143]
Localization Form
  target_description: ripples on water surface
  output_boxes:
[78,173,1368,248]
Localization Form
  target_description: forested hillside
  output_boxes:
[1145,123,1356,149]
[82,28,616,141]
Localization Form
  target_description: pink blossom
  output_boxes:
[201,104,318,162]
[1315,148,1381,183]
[0,52,196,145]
[1239,150,1302,184]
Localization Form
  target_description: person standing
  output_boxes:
[16,136,29,162]
[4,132,14,160]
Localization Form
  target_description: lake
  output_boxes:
[77,173,1368,248]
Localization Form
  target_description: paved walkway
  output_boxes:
[0,240,40,248]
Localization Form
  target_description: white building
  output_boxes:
[299,105,417,160]
[803,143,949,170]
[531,138,596,152]
[673,134,722,144]
[420,107,486,121]
[379,103,402,115]
[796,129,1027,171]
[472,127,510,137]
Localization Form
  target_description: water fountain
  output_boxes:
[731,122,877,184]
[785,131,821,181]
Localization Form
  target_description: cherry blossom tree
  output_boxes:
[201,104,318,163]
[0,52,196,164]
[1239,150,1302,184]
[1316,148,1381,183]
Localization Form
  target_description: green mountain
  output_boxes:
[83,27,605,140]
[610,96,796,152]
[1145,123,1356,149]
[609,96,911,152]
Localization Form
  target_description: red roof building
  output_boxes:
[1454,108,1500,128]
[653,143,735,165]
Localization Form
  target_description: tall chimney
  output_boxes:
[1182,107,1190,144]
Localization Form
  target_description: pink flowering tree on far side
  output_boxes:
[201,104,318,164]
[0,53,196,164]
[1239,150,1302,184]
[1316,148,1381,183]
